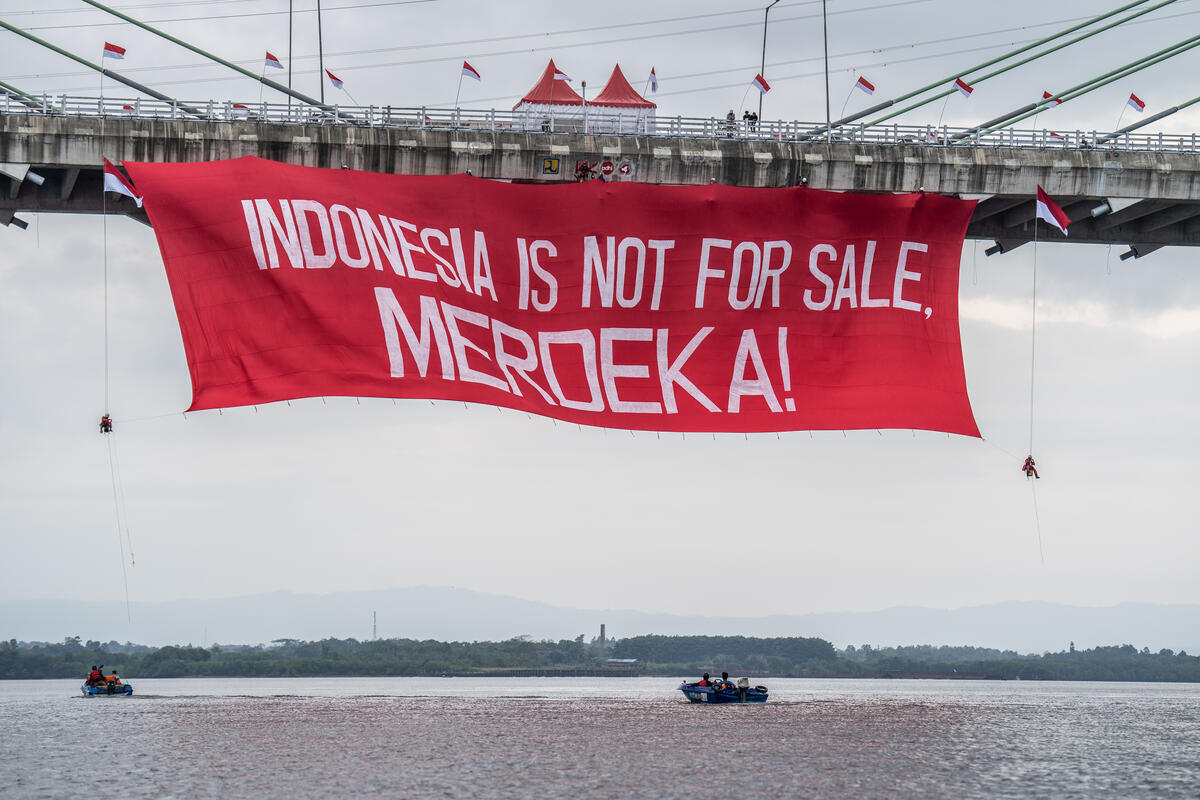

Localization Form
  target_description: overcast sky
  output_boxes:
[1,0,1198,624]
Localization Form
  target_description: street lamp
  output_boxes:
[758,0,779,122]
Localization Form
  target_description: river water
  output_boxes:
[2,677,1197,799]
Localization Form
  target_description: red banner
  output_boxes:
[127,157,979,436]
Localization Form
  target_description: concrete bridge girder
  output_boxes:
[5,114,1200,253]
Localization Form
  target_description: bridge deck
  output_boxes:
[4,108,1200,255]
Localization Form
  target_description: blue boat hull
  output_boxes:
[679,682,767,704]
[81,683,133,696]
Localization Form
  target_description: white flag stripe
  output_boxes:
[103,162,142,208]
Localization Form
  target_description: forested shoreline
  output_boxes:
[2,635,1197,682]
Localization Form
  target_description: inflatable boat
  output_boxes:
[679,679,767,703]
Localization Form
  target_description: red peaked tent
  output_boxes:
[512,59,585,110]
[590,65,656,109]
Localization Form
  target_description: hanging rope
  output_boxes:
[102,186,109,413]
[1031,482,1046,565]
[109,432,135,567]
[1029,222,1039,455]
[104,435,132,621]
[1028,217,1045,565]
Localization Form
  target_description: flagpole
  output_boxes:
[287,0,293,107]
[455,70,463,109]
[838,79,856,119]
[759,0,778,122]
[935,93,952,129]
[822,0,831,142]
[317,0,325,104]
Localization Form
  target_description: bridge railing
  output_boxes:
[3,91,1198,155]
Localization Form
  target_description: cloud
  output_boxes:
[961,296,1200,339]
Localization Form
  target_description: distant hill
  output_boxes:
[2,588,1196,654]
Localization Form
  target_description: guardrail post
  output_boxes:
[490,108,495,131]
[420,106,426,128]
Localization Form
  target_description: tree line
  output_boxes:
[1,635,1197,682]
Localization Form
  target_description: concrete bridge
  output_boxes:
[5,106,1200,259]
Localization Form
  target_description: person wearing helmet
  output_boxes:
[1022,455,1040,479]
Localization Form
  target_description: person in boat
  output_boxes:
[100,415,113,434]
[697,672,711,687]
[105,670,121,685]
[1022,455,1040,479]
[86,665,103,686]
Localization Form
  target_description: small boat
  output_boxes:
[679,679,768,704]
[81,682,133,697]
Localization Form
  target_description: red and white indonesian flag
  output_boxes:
[1036,185,1070,235]
[103,159,142,207]
[462,61,481,81]
[326,69,343,89]
[649,67,658,93]
[855,75,875,95]
[102,42,125,60]
[953,77,973,98]
[1042,90,1061,106]
[752,73,771,94]
[264,51,284,70]
[232,103,250,116]
[553,69,571,82]
[1127,93,1145,112]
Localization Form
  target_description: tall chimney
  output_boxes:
[599,623,606,649]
